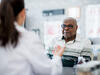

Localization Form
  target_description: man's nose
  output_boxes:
[64,27,69,30]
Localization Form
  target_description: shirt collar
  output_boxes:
[61,34,81,44]
[14,22,26,32]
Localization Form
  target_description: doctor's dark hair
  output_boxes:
[0,0,25,47]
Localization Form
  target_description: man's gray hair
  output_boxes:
[64,17,77,26]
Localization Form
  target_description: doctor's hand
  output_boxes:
[52,45,65,57]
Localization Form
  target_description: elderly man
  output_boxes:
[47,17,92,75]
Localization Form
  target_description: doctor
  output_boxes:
[0,0,65,75]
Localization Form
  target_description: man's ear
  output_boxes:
[62,29,64,34]
[76,25,78,30]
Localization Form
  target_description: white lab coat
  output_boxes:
[0,23,62,75]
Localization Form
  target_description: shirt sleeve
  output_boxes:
[28,34,63,75]
[7,54,33,75]
[80,39,92,58]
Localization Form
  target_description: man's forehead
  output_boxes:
[64,20,74,25]
[64,19,77,26]
[64,19,74,22]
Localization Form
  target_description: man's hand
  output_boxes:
[52,45,65,57]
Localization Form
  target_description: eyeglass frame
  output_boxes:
[61,24,74,29]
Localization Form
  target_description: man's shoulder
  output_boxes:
[76,34,91,41]
[51,35,62,41]
[47,35,63,48]
[76,34,92,46]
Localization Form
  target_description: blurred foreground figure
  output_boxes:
[0,0,65,75]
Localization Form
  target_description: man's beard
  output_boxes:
[63,32,76,40]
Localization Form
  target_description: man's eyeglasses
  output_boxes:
[61,24,73,29]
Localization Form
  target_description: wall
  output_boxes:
[25,0,100,42]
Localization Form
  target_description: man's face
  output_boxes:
[62,20,78,39]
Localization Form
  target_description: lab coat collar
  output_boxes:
[14,22,26,32]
